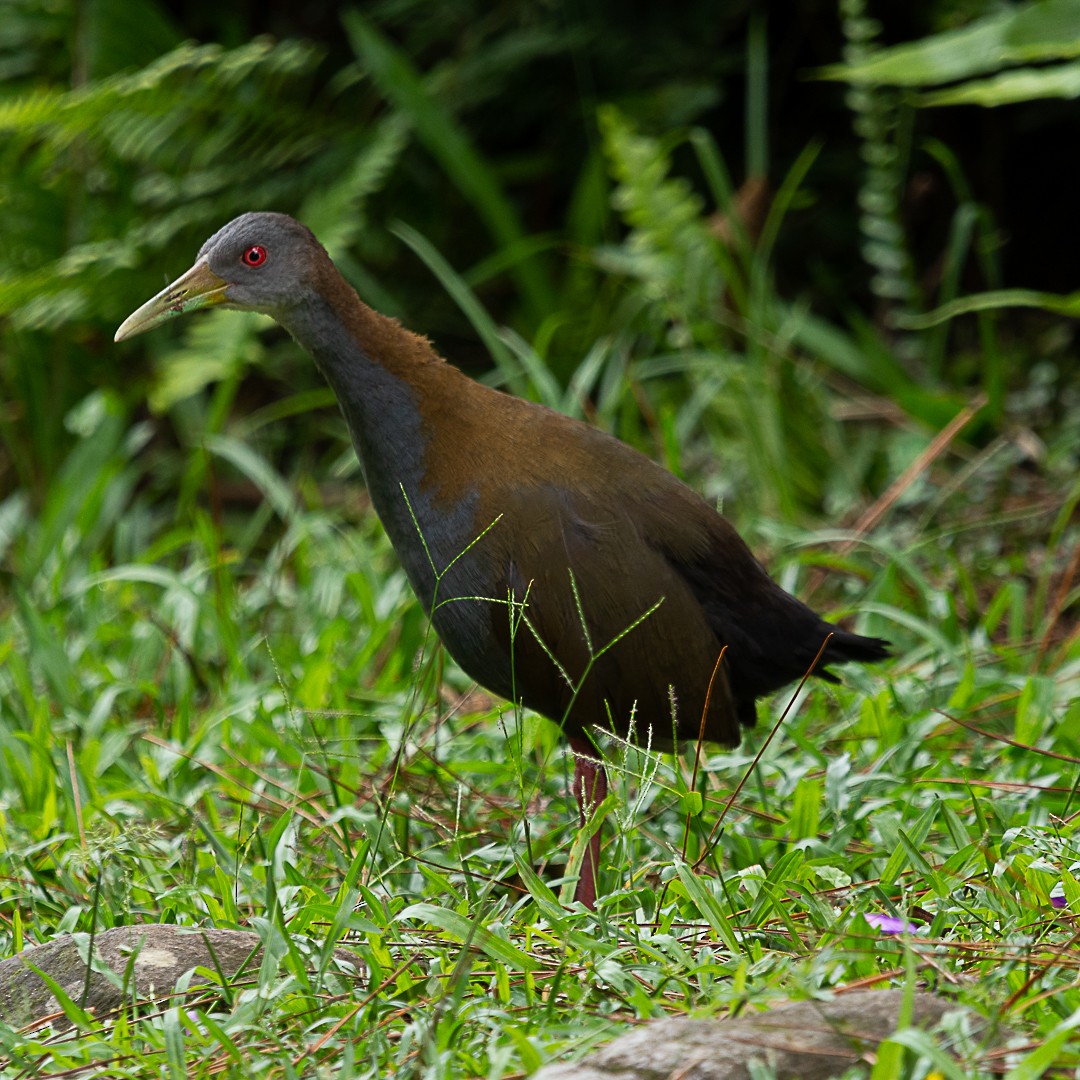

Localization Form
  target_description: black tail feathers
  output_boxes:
[815,626,890,683]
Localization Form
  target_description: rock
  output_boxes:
[0,924,363,1030]
[533,989,991,1080]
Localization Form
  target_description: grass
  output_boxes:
[1,353,1078,1077]
[1,37,1078,1074]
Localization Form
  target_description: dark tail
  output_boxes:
[816,626,890,683]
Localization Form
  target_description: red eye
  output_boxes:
[242,245,267,267]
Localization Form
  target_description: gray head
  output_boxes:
[115,212,330,341]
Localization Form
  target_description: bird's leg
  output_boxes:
[569,735,607,910]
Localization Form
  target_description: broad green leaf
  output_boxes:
[821,0,1080,87]
[923,59,1080,104]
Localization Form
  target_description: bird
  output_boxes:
[115,212,889,910]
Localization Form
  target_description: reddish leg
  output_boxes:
[569,736,608,910]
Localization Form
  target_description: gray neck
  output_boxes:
[277,297,479,610]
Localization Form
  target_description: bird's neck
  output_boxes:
[275,274,482,605]
[279,279,433,462]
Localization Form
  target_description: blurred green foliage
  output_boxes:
[0,0,1077,660]
[1,4,1079,1073]
[1,0,1075,517]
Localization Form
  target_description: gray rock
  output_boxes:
[534,989,990,1080]
[0,924,363,1030]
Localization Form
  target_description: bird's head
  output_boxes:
[115,212,325,342]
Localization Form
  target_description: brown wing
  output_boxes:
[485,483,743,751]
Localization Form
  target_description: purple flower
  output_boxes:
[865,913,916,934]
[1052,863,1080,909]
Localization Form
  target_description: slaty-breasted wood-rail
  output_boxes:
[116,212,889,909]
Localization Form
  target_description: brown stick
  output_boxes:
[841,394,987,553]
